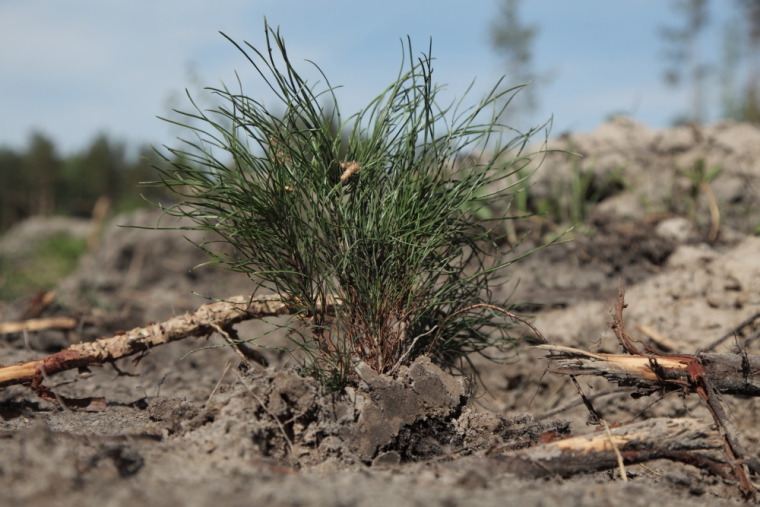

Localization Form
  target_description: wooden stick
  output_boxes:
[611,280,643,354]
[635,324,679,352]
[0,317,78,335]
[488,417,727,479]
[537,344,760,397]
[0,294,297,388]
[690,367,759,497]
[703,311,760,351]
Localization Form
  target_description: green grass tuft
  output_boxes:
[0,233,87,301]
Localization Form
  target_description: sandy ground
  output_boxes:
[1,118,759,505]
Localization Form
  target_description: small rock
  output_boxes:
[655,217,697,243]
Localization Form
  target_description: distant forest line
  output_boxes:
[0,132,171,232]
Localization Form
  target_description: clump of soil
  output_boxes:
[0,356,569,506]
[144,356,569,469]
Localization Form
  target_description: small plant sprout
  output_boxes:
[680,158,722,241]
[153,22,546,388]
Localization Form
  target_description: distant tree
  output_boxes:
[61,134,127,216]
[0,148,24,230]
[119,145,170,211]
[490,0,541,116]
[719,13,744,120]
[735,0,760,121]
[0,132,176,231]
[660,0,711,123]
[23,132,61,217]
[86,134,125,200]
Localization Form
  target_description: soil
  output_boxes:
[1,117,759,506]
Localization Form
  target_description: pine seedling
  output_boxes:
[153,22,545,388]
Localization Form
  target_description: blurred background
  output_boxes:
[0,0,758,233]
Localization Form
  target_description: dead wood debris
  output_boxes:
[540,281,759,499]
[537,344,760,397]
[0,316,79,335]
[0,294,297,389]
[485,417,729,480]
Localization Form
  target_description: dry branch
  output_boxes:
[537,344,760,397]
[541,283,759,498]
[0,294,299,388]
[0,317,78,335]
[488,417,728,479]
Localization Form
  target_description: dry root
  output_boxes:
[0,294,294,389]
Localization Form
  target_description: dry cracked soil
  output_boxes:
[1,117,760,506]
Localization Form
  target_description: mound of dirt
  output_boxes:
[0,356,572,506]
[536,117,760,230]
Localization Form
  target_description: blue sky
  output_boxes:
[0,0,739,157]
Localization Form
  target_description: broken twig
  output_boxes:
[0,294,309,389]
[488,417,726,479]
[537,345,760,397]
[0,317,78,335]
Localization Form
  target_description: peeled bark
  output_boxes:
[538,344,760,397]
